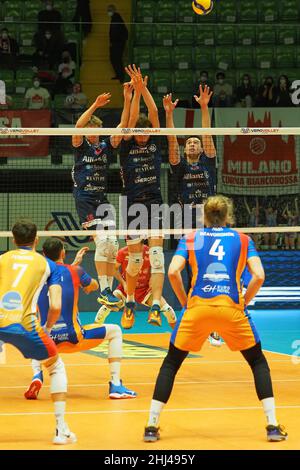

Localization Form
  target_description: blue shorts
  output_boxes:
[0,322,57,360]
[73,189,115,228]
[51,323,107,353]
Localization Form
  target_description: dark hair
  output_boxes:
[200,70,208,76]
[184,135,203,146]
[12,219,37,246]
[43,238,64,261]
[216,72,225,80]
[136,114,152,128]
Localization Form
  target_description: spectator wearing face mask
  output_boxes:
[274,75,293,107]
[235,74,256,108]
[38,0,62,33]
[33,29,64,70]
[212,72,233,107]
[24,77,51,109]
[107,4,128,83]
[256,76,276,107]
[53,51,76,94]
[0,28,19,70]
[64,82,88,110]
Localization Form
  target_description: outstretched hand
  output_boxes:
[194,84,213,107]
[94,93,111,108]
[72,246,89,266]
[123,82,134,101]
[125,64,148,92]
[163,93,179,113]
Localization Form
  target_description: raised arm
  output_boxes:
[163,93,180,165]
[244,196,251,215]
[72,93,111,148]
[110,82,134,148]
[194,84,216,158]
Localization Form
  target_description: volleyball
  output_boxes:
[192,0,214,15]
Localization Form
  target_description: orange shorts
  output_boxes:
[171,300,260,352]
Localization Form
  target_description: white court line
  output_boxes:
[1,377,300,390]
[0,405,300,417]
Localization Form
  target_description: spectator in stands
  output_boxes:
[282,200,299,250]
[235,74,256,108]
[0,27,19,70]
[33,28,64,70]
[53,50,76,94]
[0,94,13,109]
[73,0,92,37]
[262,207,278,250]
[244,196,260,247]
[212,72,233,107]
[256,76,276,107]
[24,76,51,109]
[107,4,128,83]
[38,0,62,34]
[64,82,87,110]
[274,75,293,107]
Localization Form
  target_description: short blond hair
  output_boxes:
[204,195,234,227]
[86,115,103,127]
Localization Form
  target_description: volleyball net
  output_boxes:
[0,125,300,250]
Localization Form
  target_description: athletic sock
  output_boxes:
[126,294,135,303]
[147,399,164,427]
[32,359,42,377]
[54,401,66,430]
[98,275,109,291]
[152,299,160,308]
[109,361,121,386]
[262,397,278,426]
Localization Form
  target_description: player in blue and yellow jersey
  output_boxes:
[25,238,136,401]
[0,220,76,445]
[118,65,165,329]
[144,196,287,443]
[72,83,133,311]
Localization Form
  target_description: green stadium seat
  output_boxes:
[258,1,279,22]
[23,7,40,21]
[133,47,152,70]
[196,4,217,23]
[256,69,277,85]
[135,1,154,22]
[172,70,194,93]
[236,70,258,87]
[283,69,299,83]
[215,46,234,69]
[216,0,237,23]
[172,46,193,69]
[279,0,299,21]
[152,47,172,69]
[277,26,297,45]
[236,26,256,45]
[235,47,255,68]
[175,25,194,45]
[21,24,37,34]
[155,1,176,23]
[152,70,172,94]
[255,46,275,69]
[238,1,258,22]
[65,31,80,44]
[19,46,36,56]
[19,31,34,47]
[53,94,68,109]
[134,24,153,46]
[15,78,32,93]
[215,25,235,45]
[295,47,300,67]
[176,1,195,23]
[3,7,22,22]
[257,26,276,45]
[11,94,26,109]
[194,48,215,69]
[153,25,173,46]
[64,24,77,34]
[16,69,34,80]
[194,25,215,46]
[275,46,296,68]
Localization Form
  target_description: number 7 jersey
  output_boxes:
[0,248,60,329]
[176,227,258,309]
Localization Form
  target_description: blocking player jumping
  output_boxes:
[24,238,136,401]
[144,195,287,443]
[0,220,76,445]
[118,65,166,328]
[72,83,133,311]
[95,243,177,329]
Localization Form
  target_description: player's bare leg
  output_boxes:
[122,240,143,329]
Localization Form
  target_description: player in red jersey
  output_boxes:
[95,244,177,329]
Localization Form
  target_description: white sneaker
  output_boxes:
[209,333,223,347]
[53,425,77,445]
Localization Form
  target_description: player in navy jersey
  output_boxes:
[118,65,165,328]
[24,238,136,400]
[72,84,133,310]
[144,195,287,443]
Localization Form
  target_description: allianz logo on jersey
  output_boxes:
[202,285,231,294]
